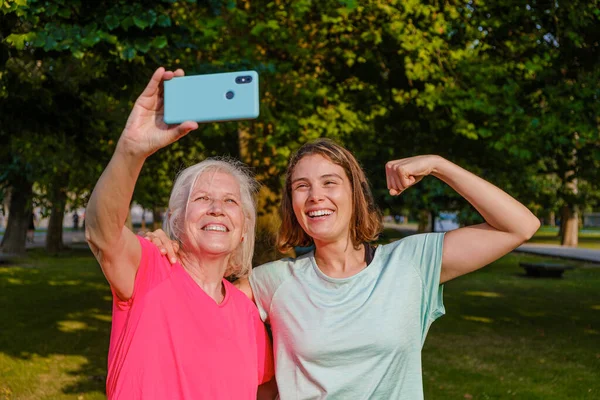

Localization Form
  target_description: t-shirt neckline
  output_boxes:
[309,244,380,284]
[174,262,231,307]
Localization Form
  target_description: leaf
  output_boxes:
[157,15,171,27]
[5,33,33,50]
[57,8,71,18]
[133,15,149,29]
[134,39,151,53]
[72,50,85,59]
[121,47,136,60]
[43,36,57,51]
[32,32,47,47]
[121,16,134,30]
[133,11,156,29]
[98,31,117,44]
[151,36,168,49]
[266,20,280,30]
[104,15,120,31]
[251,22,267,36]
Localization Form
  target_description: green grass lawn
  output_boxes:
[1,247,599,399]
[0,248,111,400]
[424,253,600,400]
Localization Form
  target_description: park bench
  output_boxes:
[519,262,575,278]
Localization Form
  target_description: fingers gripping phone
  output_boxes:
[163,71,259,124]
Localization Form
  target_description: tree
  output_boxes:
[1,0,208,252]
[451,0,600,246]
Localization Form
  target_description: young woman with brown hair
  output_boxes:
[148,138,540,399]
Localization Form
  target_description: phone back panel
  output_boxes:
[163,71,259,124]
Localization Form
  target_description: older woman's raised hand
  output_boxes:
[119,67,199,158]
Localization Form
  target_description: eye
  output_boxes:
[324,180,338,186]
[225,198,238,204]
[293,182,309,190]
[195,195,209,202]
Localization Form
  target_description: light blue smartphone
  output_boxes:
[163,70,259,124]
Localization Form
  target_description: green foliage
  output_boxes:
[1,0,599,232]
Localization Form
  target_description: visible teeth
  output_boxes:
[203,224,227,232]
[308,210,333,217]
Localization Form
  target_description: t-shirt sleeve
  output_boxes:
[253,308,275,384]
[398,232,446,343]
[112,236,172,311]
[249,260,291,323]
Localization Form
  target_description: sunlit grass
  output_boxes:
[0,248,110,400]
[424,253,600,400]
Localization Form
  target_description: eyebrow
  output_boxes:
[291,173,344,184]
[191,190,241,198]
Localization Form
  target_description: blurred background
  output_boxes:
[0,1,598,399]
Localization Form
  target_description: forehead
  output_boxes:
[292,154,346,179]
[191,170,241,195]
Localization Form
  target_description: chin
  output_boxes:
[199,244,235,256]
[309,232,340,243]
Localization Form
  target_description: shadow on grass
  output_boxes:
[0,247,111,398]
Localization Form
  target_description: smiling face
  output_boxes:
[182,170,246,258]
[290,154,354,245]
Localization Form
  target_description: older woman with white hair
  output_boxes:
[85,67,274,400]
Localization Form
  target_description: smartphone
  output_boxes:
[163,70,259,124]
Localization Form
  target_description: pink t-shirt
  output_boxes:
[106,237,274,400]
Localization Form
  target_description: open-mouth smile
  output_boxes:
[202,224,229,232]
[307,209,334,218]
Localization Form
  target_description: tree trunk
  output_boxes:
[141,209,146,231]
[417,210,433,233]
[558,215,565,238]
[548,211,555,227]
[0,183,33,254]
[559,133,578,246]
[46,187,67,253]
[560,205,578,247]
[153,207,163,230]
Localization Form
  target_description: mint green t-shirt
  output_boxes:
[249,233,445,400]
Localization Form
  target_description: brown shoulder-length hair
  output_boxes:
[277,138,383,253]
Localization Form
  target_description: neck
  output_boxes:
[179,250,228,303]
[313,236,366,279]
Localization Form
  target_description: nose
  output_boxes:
[308,186,325,203]
[207,198,225,216]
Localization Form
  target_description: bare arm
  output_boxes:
[386,155,540,284]
[85,148,146,301]
[85,67,198,300]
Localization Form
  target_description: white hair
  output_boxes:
[164,157,259,279]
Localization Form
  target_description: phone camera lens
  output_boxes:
[235,75,252,84]
[225,90,235,99]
